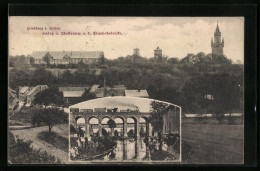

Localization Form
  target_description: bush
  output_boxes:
[70,137,78,148]
[91,137,117,152]
[165,133,179,146]
[127,129,135,137]
[71,137,117,160]
[37,131,68,152]
[8,132,61,164]
[102,128,109,137]
[70,125,77,134]
[215,113,225,124]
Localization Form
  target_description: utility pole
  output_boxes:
[104,77,107,97]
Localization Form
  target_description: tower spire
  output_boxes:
[211,21,224,56]
[215,21,220,33]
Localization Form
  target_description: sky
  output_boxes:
[9,17,244,63]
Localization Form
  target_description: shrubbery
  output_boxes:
[8,132,61,164]
[92,137,117,152]
[70,136,117,160]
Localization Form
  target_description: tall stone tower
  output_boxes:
[211,22,224,56]
[154,47,162,58]
[133,48,140,56]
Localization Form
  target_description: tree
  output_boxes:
[60,70,74,85]
[70,125,77,134]
[127,129,135,137]
[30,67,56,86]
[9,68,30,89]
[42,53,52,65]
[168,57,179,64]
[209,73,241,123]
[31,108,68,133]
[139,126,145,137]
[211,54,232,65]
[107,119,116,136]
[102,128,109,137]
[148,101,169,151]
[99,54,105,65]
[33,87,64,108]
[149,101,168,133]
[29,57,35,65]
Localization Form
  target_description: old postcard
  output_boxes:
[8,16,244,164]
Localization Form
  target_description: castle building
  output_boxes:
[133,48,140,56]
[211,22,224,56]
[154,47,162,58]
[30,51,104,65]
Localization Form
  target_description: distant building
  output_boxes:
[124,89,149,98]
[204,94,214,100]
[94,85,127,98]
[25,55,32,65]
[18,85,48,106]
[133,48,140,56]
[106,86,127,97]
[18,86,34,101]
[8,87,18,110]
[211,22,224,56]
[59,87,90,103]
[30,51,104,65]
[63,91,86,103]
[89,84,100,93]
[154,47,162,58]
[58,87,89,93]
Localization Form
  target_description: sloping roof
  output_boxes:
[69,96,181,113]
[58,87,89,92]
[19,86,29,94]
[27,85,48,96]
[114,85,127,89]
[125,90,149,98]
[106,87,126,96]
[155,47,162,50]
[89,84,100,93]
[30,51,104,59]
[95,88,107,98]
[63,91,84,98]
[215,23,220,33]
[9,87,16,98]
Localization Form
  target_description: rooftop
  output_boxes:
[58,87,89,92]
[63,91,85,98]
[30,51,104,59]
[19,86,29,94]
[69,96,181,113]
[27,85,48,96]
[9,87,16,98]
[89,84,100,93]
[125,90,149,98]
[155,47,162,50]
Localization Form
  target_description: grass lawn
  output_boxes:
[9,107,40,126]
[10,124,69,163]
[38,131,68,152]
[181,118,244,164]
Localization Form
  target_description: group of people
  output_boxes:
[69,146,79,159]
